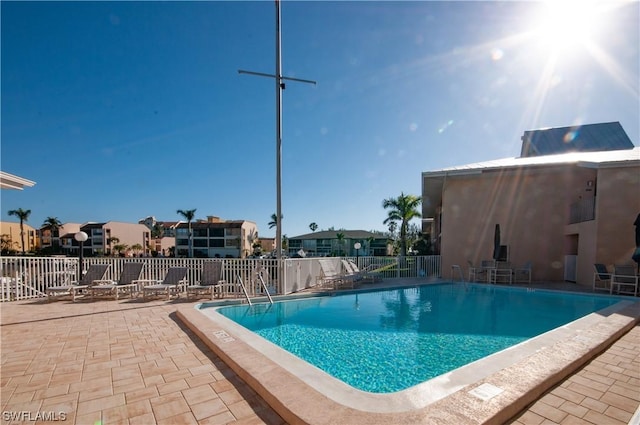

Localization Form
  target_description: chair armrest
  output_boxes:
[133,279,161,288]
[91,279,116,286]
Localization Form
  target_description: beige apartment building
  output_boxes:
[175,216,258,258]
[60,221,151,257]
[422,122,639,288]
[0,221,38,254]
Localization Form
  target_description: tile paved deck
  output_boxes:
[1,290,638,424]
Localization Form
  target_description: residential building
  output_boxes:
[138,216,178,256]
[287,230,389,257]
[39,222,81,254]
[60,221,151,257]
[0,221,38,253]
[422,122,639,287]
[175,216,258,258]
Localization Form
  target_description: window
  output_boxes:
[193,239,208,247]
[176,238,189,246]
[209,239,224,248]
[226,228,240,237]
[209,228,224,237]
[193,249,208,258]
[226,238,240,248]
[176,228,189,236]
[193,229,208,237]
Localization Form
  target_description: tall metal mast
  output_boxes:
[239,0,316,287]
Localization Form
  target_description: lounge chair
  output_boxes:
[89,262,145,300]
[318,259,347,289]
[489,261,512,284]
[593,263,612,293]
[187,262,226,300]
[611,265,638,296]
[467,260,481,282]
[346,259,382,283]
[140,267,189,300]
[513,261,532,284]
[46,264,110,302]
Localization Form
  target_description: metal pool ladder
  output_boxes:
[235,274,252,306]
[257,273,274,304]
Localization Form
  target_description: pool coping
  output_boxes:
[177,285,640,425]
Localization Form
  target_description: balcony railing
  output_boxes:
[0,255,441,302]
[569,197,595,224]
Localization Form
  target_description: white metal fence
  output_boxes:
[0,255,441,302]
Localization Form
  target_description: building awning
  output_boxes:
[0,171,36,190]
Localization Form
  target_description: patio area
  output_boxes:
[1,283,638,424]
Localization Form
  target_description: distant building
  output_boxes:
[40,222,81,253]
[138,216,178,256]
[175,216,258,258]
[0,221,38,254]
[287,230,389,257]
[60,221,151,257]
[422,122,639,286]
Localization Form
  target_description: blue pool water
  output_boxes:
[213,284,622,393]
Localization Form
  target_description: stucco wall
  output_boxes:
[594,166,640,267]
[439,165,600,283]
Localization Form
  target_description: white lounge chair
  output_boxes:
[187,262,226,300]
[489,261,512,284]
[139,267,189,300]
[89,262,145,300]
[47,264,110,302]
[346,259,382,283]
[318,259,347,289]
[611,265,638,296]
[592,263,612,292]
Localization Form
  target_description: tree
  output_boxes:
[336,232,345,256]
[8,208,31,255]
[151,223,164,239]
[113,244,128,257]
[177,208,197,258]
[42,216,63,252]
[131,243,143,256]
[1,234,14,255]
[107,236,120,256]
[382,192,422,257]
[309,222,318,232]
[268,213,282,229]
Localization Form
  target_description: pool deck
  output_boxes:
[1,280,639,424]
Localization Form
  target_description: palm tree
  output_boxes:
[177,208,197,257]
[336,232,345,256]
[268,213,283,229]
[309,222,318,232]
[382,192,422,257]
[42,216,63,252]
[8,208,31,255]
[107,236,120,256]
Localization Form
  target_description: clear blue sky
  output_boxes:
[2,1,638,238]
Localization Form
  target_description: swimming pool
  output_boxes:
[212,283,623,393]
[180,281,639,422]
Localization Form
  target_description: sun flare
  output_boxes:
[532,0,601,50]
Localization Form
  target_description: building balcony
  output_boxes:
[569,197,595,224]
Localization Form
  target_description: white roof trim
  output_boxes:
[0,171,36,190]
[422,147,639,177]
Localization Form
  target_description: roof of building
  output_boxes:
[290,230,386,240]
[423,146,639,177]
[0,171,36,190]
[520,122,634,157]
[180,220,247,229]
